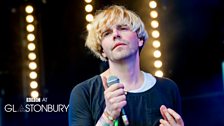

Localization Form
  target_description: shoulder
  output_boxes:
[68,75,103,125]
[154,76,179,92]
[70,75,102,96]
[69,75,104,108]
[153,77,181,102]
[156,77,177,85]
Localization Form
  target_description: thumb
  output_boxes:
[101,76,108,90]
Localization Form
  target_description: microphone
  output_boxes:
[107,76,129,126]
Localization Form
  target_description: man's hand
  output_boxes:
[159,105,184,126]
[102,76,127,121]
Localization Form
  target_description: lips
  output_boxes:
[112,42,127,50]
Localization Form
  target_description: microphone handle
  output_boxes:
[107,76,129,126]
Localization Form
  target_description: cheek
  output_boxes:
[101,41,107,51]
[131,37,141,47]
[131,35,143,47]
[101,40,110,54]
[128,33,141,44]
[101,39,111,50]
[101,44,107,58]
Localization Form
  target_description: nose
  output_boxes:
[112,28,121,40]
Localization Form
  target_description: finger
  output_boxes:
[104,84,123,100]
[104,86,125,105]
[109,94,126,104]
[101,76,108,90]
[160,105,168,120]
[109,100,126,119]
[111,100,127,111]
[164,111,176,125]
[110,88,125,98]
[167,108,184,125]
[160,119,170,126]
[105,83,124,93]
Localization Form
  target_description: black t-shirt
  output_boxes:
[68,75,182,126]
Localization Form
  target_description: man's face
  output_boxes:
[100,24,143,61]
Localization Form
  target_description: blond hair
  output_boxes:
[85,5,148,61]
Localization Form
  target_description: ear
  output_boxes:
[138,39,144,47]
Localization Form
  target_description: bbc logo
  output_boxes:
[26,97,41,102]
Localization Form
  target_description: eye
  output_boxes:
[102,30,111,38]
[118,25,130,30]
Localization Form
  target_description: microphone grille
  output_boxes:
[107,76,120,86]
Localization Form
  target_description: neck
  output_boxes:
[105,54,144,91]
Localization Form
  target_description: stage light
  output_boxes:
[151,20,159,28]
[30,81,38,89]
[152,30,160,38]
[154,60,162,68]
[28,52,36,60]
[149,1,157,9]
[86,23,92,31]
[29,62,37,70]
[26,15,34,23]
[153,50,161,58]
[152,40,160,48]
[26,24,35,32]
[85,4,93,12]
[84,0,92,3]
[155,70,163,77]
[86,14,94,22]
[29,71,37,79]
[24,4,40,99]
[31,90,39,98]
[25,5,33,14]
[148,1,164,76]
[27,33,35,41]
[27,43,36,51]
[150,10,158,18]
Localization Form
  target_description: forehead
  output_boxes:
[97,16,131,33]
[105,24,129,30]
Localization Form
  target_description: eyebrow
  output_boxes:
[117,24,128,27]
[101,24,129,34]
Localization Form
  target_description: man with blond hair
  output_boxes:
[69,5,184,126]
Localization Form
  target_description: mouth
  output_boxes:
[112,42,127,50]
